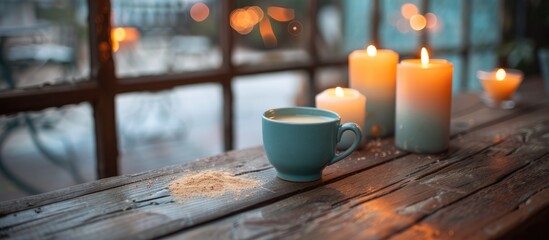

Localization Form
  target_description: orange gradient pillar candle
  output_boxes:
[395,48,453,153]
[316,87,366,149]
[478,68,523,109]
[349,45,399,138]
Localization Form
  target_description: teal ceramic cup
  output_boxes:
[262,107,362,182]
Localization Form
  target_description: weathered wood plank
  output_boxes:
[390,158,549,240]
[494,189,549,240]
[0,148,268,215]
[2,105,546,239]
[166,107,549,239]
[308,122,549,240]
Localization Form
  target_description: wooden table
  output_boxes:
[1,79,549,239]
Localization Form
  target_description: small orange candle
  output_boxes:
[478,68,523,102]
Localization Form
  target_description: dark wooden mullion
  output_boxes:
[0,82,97,116]
[89,0,119,178]
[460,0,472,91]
[420,0,430,50]
[372,0,380,46]
[498,0,506,67]
[221,79,234,151]
[221,0,234,151]
[236,61,311,76]
[306,0,319,105]
[116,69,225,93]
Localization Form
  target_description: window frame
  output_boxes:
[0,0,502,179]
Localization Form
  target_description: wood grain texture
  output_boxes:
[165,106,549,240]
[391,158,549,240]
[0,80,548,239]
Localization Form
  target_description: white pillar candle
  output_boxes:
[316,87,366,149]
[349,45,399,138]
[395,48,453,153]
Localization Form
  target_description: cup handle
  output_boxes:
[328,122,362,165]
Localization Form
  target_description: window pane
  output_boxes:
[343,0,373,54]
[232,1,309,66]
[0,1,90,91]
[316,66,348,92]
[0,103,96,201]
[316,0,373,60]
[234,71,308,149]
[380,0,421,53]
[112,0,222,77]
[116,84,222,174]
[429,0,462,49]
[467,51,497,90]
[470,0,500,46]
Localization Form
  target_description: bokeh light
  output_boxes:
[230,9,254,34]
[267,6,295,22]
[112,40,119,52]
[190,2,210,22]
[425,12,438,29]
[288,21,302,35]
[230,5,295,47]
[247,6,264,23]
[401,3,418,20]
[111,27,139,52]
[112,27,126,42]
[259,18,277,48]
[410,14,427,31]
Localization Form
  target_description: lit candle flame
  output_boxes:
[496,68,506,81]
[367,45,377,56]
[421,47,429,65]
[335,87,344,97]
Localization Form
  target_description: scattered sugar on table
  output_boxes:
[168,171,259,200]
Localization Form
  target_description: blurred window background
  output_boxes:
[2,0,547,201]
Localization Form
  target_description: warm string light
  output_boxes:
[367,45,377,56]
[401,3,418,19]
[190,2,210,22]
[112,28,126,42]
[230,5,297,47]
[267,6,295,22]
[496,68,506,81]
[259,18,277,48]
[421,47,429,66]
[425,13,438,29]
[111,27,139,52]
[410,14,427,31]
[288,21,302,35]
[399,3,437,32]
